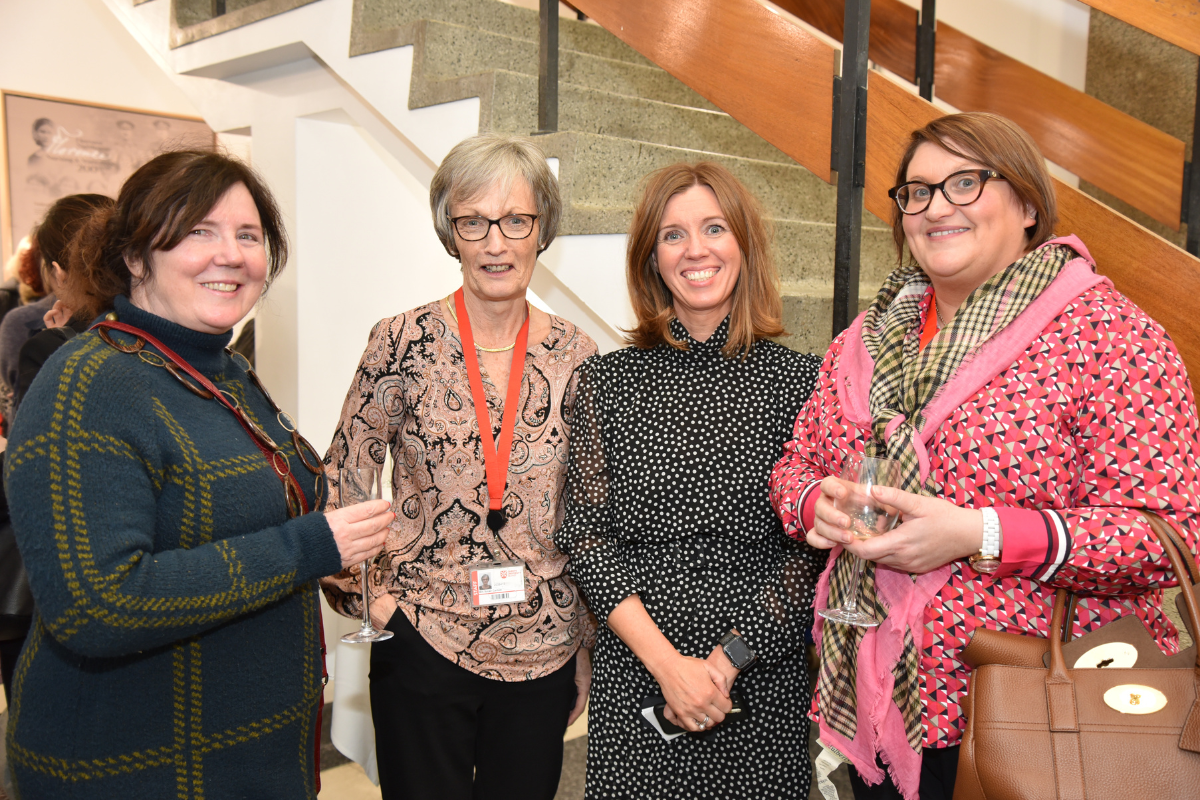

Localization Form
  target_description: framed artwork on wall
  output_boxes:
[0,91,214,260]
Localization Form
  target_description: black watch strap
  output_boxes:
[719,630,757,671]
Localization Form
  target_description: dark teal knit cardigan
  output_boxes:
[4,296,341,799]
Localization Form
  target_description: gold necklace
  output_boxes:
[445,294,531,353]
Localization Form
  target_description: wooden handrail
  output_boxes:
[571,0,1200,373]
[775,0,1187,232]
[1075,0,1200,58]
[565,0,837,182]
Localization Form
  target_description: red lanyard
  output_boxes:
[453,287,529,532]
[92,319,310,518]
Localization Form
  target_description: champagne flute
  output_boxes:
[339,466,393,644]
[818,454,902,628]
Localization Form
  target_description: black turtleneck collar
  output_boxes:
[668,314,731,358]
[107,295,234,377]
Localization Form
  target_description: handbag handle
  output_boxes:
[1046,510,1200,753]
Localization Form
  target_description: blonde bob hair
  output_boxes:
[430,132,561,258]
[891,112,1058,266]
[625,162,785,359]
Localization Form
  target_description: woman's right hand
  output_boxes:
[325,499,394,569]
[808,475,855,550]
[654,652,733,733]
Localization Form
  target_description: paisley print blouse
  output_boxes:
[320,300,598,680]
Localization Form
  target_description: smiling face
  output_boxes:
[452,177,539,305]
[129,182,267,334]
[654,184,742,336]
[902,141,1036,304]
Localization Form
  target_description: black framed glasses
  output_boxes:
[450,214,538,241]
[888,169,1004,215]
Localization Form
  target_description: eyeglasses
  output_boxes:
[888,169,1004,215]
[450,214,538,241]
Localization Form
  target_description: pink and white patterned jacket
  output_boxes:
[769,237,1200,748]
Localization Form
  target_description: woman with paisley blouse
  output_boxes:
[320,133,597,800]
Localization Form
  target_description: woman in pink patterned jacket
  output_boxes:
[769,112,1200,800]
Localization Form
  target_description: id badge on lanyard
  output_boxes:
[470,560,528,606]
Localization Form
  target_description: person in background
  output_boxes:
[559,162,824,798]
[0,194,114,717]
[10,194,114,414]
[0,228,55,416]
[321,132,597,800]
[5,149,394,799]
[770,112,1200,800]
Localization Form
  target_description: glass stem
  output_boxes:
[843,554,865,613]
[360,560,372,631]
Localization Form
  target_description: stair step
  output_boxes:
[419,20,718,110]
[354,0,652,66]
[779,290,873,355]
[409,69,792,164]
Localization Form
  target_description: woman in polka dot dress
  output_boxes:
[559,162,824,798]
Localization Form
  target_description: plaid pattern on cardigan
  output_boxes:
[4,296,341,800]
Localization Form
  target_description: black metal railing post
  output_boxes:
[535,0,559,135]
[832,0,871,337]
[1184,59,1200,256]
[916,0,936,101]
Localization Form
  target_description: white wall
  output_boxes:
[294,114,463,452]
[897,0,1091,92]
[0,0,205,256]
[0,0,200,117]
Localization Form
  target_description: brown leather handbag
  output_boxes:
[955,512,1200,800]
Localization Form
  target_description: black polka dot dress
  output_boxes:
[559,317,824,799]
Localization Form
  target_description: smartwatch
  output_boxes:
[719,630,757,672]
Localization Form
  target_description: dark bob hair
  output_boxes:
[67,150,288,320]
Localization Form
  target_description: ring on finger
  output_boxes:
[697,714,711,731]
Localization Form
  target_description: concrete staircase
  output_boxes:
[349,0,894,353]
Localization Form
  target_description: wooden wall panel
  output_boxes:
[1077,0,1200,58]
[569,0,837,182]
[868,75,1200,371]
[935,22,1186,230]
[773,0,919,82]
[777,0,1188,231]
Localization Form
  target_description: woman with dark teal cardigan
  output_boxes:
[3,151,394,799]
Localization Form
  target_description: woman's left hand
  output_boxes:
[837,485,984,575]
[567,647,593,726]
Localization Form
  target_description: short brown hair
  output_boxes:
[66,150,288,320]
[890,112,1058,266]
[625,162,784,359]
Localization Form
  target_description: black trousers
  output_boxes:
[369,611,577,800]
[849,746,959,800]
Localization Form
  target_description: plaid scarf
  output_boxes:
[818,241,1076,751]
